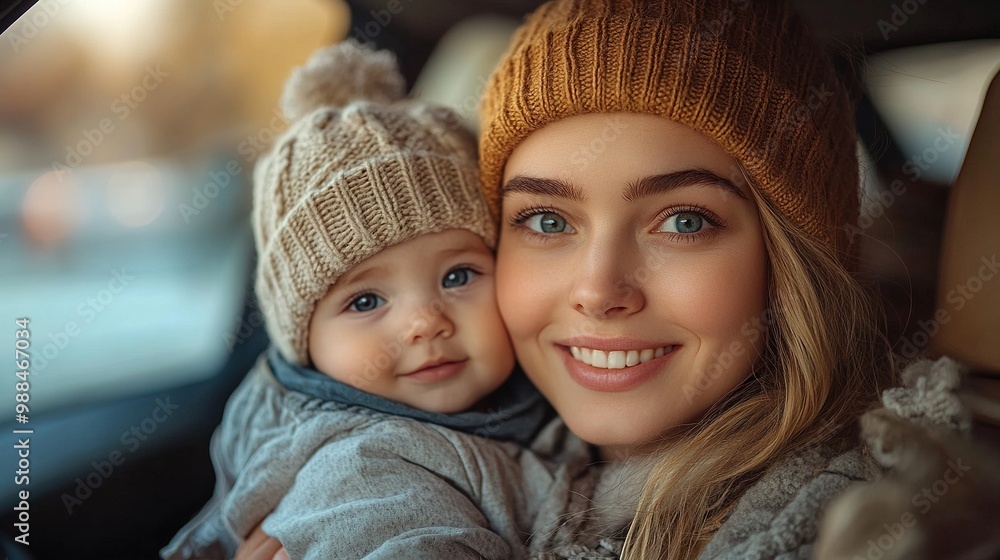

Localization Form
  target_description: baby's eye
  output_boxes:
[443,267,478,289]
[522,212,574,234]
[658,211,706,234]
[348,293,385,312]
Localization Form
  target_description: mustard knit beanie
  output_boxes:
[479,0,859,257]
[254,40,495,365]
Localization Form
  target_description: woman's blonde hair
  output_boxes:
[621,177,896,559]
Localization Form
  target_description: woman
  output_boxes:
[475,0,893,557]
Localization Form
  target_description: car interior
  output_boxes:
[0,0,998,558]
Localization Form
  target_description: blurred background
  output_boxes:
[0,0,998,558]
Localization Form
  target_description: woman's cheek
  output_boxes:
[672,237,768,377]
[495,247,528,340]
[496,240,552,348]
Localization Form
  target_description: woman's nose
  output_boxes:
[569,244,646,319]
[403,302,456,343]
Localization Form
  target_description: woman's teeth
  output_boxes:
[569,346,674,369]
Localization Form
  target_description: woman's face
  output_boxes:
[497,113,768,456]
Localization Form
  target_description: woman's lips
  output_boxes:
[557,344,678,392]
[401,359,467,383]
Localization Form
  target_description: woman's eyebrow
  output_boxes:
[624,169,747,201]
[500,176,586,202]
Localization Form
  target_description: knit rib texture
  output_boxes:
[479,0,860,257]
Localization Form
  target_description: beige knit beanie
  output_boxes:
[479,0,860,259]
[253,40,495,365]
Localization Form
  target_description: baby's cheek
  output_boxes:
[313,325,389,388]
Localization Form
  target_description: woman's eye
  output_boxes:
[443,267,477,289]
[348,293,385,312]
[523,212,573,234]
[659,211,705,234]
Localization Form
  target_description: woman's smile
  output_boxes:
[568,345,676,369]
[559,342,681,392]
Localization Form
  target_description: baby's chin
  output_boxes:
[406,388,491,415]
[403,374,512,415]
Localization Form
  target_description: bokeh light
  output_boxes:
[106,160,165,227]
[21,169,86,247]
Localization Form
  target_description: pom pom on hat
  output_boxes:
[279,39,406,121]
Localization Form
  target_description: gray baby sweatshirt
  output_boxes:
[161,349,597,560]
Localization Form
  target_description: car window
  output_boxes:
[865,39,1000,185]
[0,0,350,413]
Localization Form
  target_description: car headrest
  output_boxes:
[933,66,1000,374]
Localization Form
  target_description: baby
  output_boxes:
[161,41,587,560]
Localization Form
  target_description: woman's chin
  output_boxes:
[548,389,701,460]
[560,409,669,456]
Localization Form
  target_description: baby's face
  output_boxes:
[307,229,515,414]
